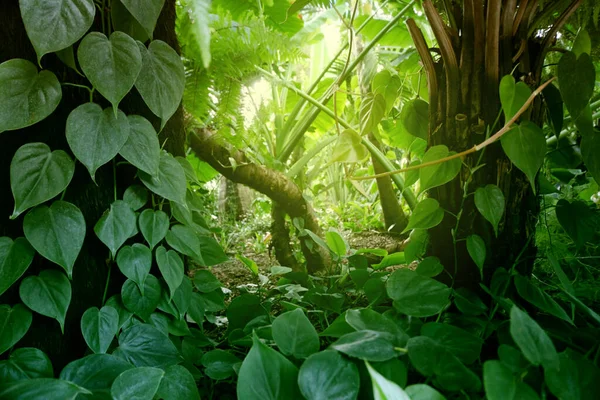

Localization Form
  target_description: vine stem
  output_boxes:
[351,77,557,181]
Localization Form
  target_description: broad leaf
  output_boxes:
[298,351,359,400]
[138,209,169,249]
[121,275,162,321]
[545,349,600,400]
[23,201,85,279]
[484,360,539,400]
[19,269,71,333]
[111,367,164,400]
[419,145,462,193]
[117,323,181,368]
[105,295,133,330]
[116,244,152,294]
[94,201,137,257]
[0,59,61,132]
[360,93,386,135]
[201,350,241,381]
[415,256,443,278]
[123,185,148,211]
[119,115,160,176]
[139,152,187,204]
[474,185,504,236]
[405,385,447,400]
[78,31,142,110]
[111,0,149,42]
[165,225,203,263]
[331,130,369,163]
[156,246,184,300]
[331,330,397,362]
[500,122,546,193]
[499,75,531,121]
[0,237,35,297]
[345,308,408,346]
[10,143,74,219]
[555,199,598,249]
[198,235,227,266]
[19,0,95,62]
[325,230,346,257]
[402,198,444,233]
[542,82,563,138]
[156,364,201,400]
[400,99,429,140]
[466,234,486,279]
[272,308,319,359]
[372,70,401,113]
[514,274,572,323]
[192,270,221,293]
[0,304,32,356]
[366,361,411,400]
[0,378,90,400]
[509,306,559,370]
[387,269,451,317]
[81,306,119,354]
[59,354,134,398]
[120,0,165,38]
[0,347,53,383]
[557,51,595,121]
[421,322,483,364]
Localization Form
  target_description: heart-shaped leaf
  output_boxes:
[499,75,531,121]
[119,0,165,39]
[78,31,142,110]
[138,209,169,249]
[360,93,386,135]
[402,198,444,233]
[111,366,164,400]
[509,306,559,370]
[156,364,201,400]
[372,70,401,113]
[331,130,369,163]
[10,143,75,219]
[0,237,35,297]
[419,145,462,193]
[466,235,486,280]
[500,122,546,193]
[94,200,137,257]
[400,98,429,140]
[123,185,148,211]
[119,115,160,176]
[117,323,180,368]
[387,269,451,317]
[111,0,150,42]
[135,40,185,128]
[23,201,86,279]
[59,354,134,396]
[81,306,119,354]
[155,246,184,300]
[297,350,360,400]
[19,269,71,333]
[0,59,61,132]
[272,309,320,359]
[0,378,91,399]
[542,82,563,138]
[116,244,152,294]
[105,295,133,330]
[165,225,203,263]
[0,347,53,383]
[66,103,130,181]
[200,350,240,380]
[19,0,95,62]
[139,152,187,204]
[474,185,505,237]
[557,51,595,121]
[0,304,32,356]
[121,275,161,321]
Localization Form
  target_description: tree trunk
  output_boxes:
[408,0,581,290]
[0,0,183,369]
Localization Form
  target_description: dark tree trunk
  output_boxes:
[0,0,184,369]
[407,0,581,290]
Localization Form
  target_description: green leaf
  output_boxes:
[581,130,600,184]
[372,70,401,114]
[514,274,572,324]
[119,115,160,176]
[119,0,165,38]
[23,201,85,279]
[331,330,397,362]
[19,0,95,63]
[236,332,301,400]
[117,323,181,367]
[78,31,142,110]
[201,350,241,380]
[0,347,53,383]
[0,59,61,132]
[400,99,429,140]
[10,143,75,219]
[59,354,134,398]
[360,93,386,135]
[135,40,185,128]
[178,0,212,68]
[345,308,408,346]
[81,306,119,354]
[405,384,447,400]
[454,287,487,316]
[297,351,359,400]
[545,349,600,400]
[372,252,406,270]
[111,0,149,42]
[117,244,152,294]
[325,230,346,257]
[165,224,203,262]
[419,145,462,193]
[123,185,148,211]
[366,361,410,400]
[542,82,563,138]
[331,130,369,163]
[111,367,164,400]
[466,234,486,279]
[415,256,443,278]
[121,275,162,321]
[401,198,444,234]
[421,322,483,364]
[509,306,559,370]
[172,277,193,316]
[557,51,595,121]
[474,184,505,236]
[19,269,71,333]
[555,199,598,249]
[156,246,184,300]
[272,308,319,359]
[187,292,205,326]
[192,270,221,293]
[0,378,90,400]
[0,237,35,297]
[94,200,137,257]
[387,269,451,317]
[198,235,227,266]
[138,209,169,250]
[226,294,267,332]
[500,121,546,193]
[484,360,539,400]
[0,304,32,356]
[499,75,531,121]
[572,29,591,57]
[105,295,133,330]
[156,364,201,400]
[140,152,187,204]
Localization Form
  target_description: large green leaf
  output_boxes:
[10,143,75,219]
[330,330,397,362]
[387,269,451,317]
[119,115,160,176]
[514,274,572,324]
[366,361,411,400]
[421,322,483,364]
[120,0,165,38]
[400,99,429,140]
[123,185,148,211]
[19,269,71,333]
[484,360,539,400]
[0,347,53,383]
[405,384,447,400]
[200,350,241,380]
[94,200,137,257]
[117,323,181,368]
[509,306,559,370]
[116,244,152,294]
[19,0,95,62]
[178,0,211,68]
[372,70,401,114]
[500,122,546,193]
[345,308,408,346]
[111,367,164,400]
[165,225,203,263]
[0,378,90,400]
[121,275,162,321]
[138,209,169,249]
[557,51,595,121]
[66,103,130,181]
[542,82,563,138]
[156,364,201,400]
[415,256,444,278]
[236,332,301,400]
[545,349,600,400]
[0,238,35,297]
[81,306,119,354]
[111,0,149,42]
[419,145,462,193]
[60,354,133,398]
[466,234,486,279]
[135,40,185,128]
[499,75,531,121]
[0,304,32,356]
[474,184,505,236]
[78,31,142,110]
[298,350,359,400]
[331,130,369,163]
[360,93,386,135]
[23,201,85,279]
[555,199,598,249]
[156,246,184,300]
[401,198,444,234]
[139,152,187,204]
[0,59,61,132]
[272,308,319,359]
[325,230,346,257]
[198,235,227,266]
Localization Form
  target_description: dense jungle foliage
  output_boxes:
[1,0,600,399]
